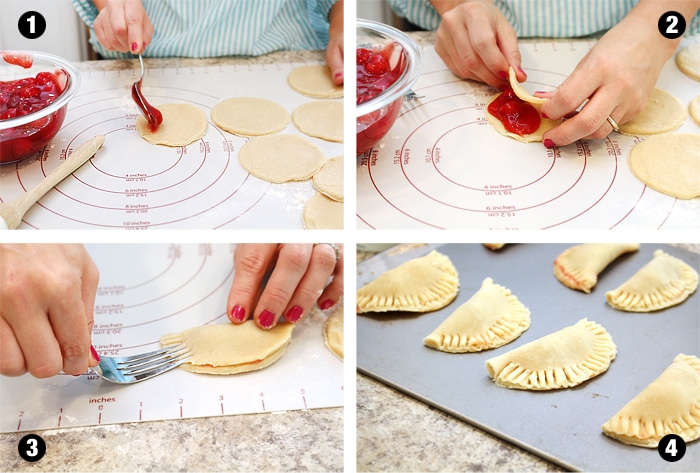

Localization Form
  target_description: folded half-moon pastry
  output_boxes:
[606,249,698,312]
[602,354,700,448]
[553,243,640,293]
[485,318,617,390]
[160,321,294,374]
[324,304,344,360]
[356,250,459,313]
[424,277,530,353]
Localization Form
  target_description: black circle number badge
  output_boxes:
[18,11,47,39]
[658,434,686,462]
[658,11,686,39]
[18,434,46,462]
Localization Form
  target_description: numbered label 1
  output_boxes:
[658,434,686,462]
[18,11,47,39]
[658,11,686,39]
[18,434,46,462]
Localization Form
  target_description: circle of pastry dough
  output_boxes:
[287,65,343,99]
[303,192,343,229]
[136,103,207,147]
[618,88,687,135]
[238,134,325,183]
[628,134,700,200]
[212,97,290,136]
[292,101,343,142]
[689,94,700,127]
[676,44,700,81]
[312,155,343,201]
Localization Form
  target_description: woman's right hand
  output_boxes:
[432,0,526,87]
[92,0,154,54]
[0,244,100,378]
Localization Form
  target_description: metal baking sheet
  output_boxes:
[357,243,700,472]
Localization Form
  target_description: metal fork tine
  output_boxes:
[118,345,190,372]
[115,344,187,363]
[121,352,192,377]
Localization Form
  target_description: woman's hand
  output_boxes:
[227,244,343,330]
[326,0,344,85]
[0,244,100,378]
[432,0,525,87]
[92,0,154,54]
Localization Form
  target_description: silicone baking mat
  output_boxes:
[0,244,343,432]
[357,243,700,472]
[356,38,700,229]
[0,59,342,229]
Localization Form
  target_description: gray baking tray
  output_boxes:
[357,243,700,472]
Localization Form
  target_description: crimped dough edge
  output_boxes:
[485,318,617,390]
[553,243,640,293]
[606,249,699,312]
[601,354,700,448]
[423,277,531,353]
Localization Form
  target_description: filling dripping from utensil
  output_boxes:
[131,55,162,132]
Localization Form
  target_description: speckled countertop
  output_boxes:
[356,243,699,472]
[0,49,342,473]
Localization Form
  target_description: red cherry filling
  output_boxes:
[0,71,62,120]
[487,87,541,136]
[356,44,405,106]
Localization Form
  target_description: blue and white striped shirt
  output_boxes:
[72,0,337,58]
[387,0,700,37]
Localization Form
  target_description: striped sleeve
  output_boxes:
[386,0,441,30]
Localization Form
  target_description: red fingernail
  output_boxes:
[320,299,335,311]
[131,42,138,52]
[543,139,556,149]
[541,111,549,119]
[517,66,526,76]
[229,305,245,322]
[497,70,508,79]
[286,305,303,323]
[90,345,100,363]
[259,310,275,328]
[333,72,342,80]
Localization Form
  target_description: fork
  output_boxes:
[90,344,192,384]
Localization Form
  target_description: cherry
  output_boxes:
[365,53,389,75]
[357,48,371,65]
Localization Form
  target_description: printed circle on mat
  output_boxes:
[238,134,325,183]
[136,103,207,146]
[212,97,290,136]
[288,65,343,99]
[292,101,343,142]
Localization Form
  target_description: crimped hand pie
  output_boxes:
[424,277,530,353]
[553,243,640,293]
[356,250,459,313]
[485,318,617,390]
[602,354,700,448]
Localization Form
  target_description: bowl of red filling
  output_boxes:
[356,20,422,155]
[0,51,80,164]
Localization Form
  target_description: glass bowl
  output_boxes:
[0,51,80,164]
[356,19,422,155]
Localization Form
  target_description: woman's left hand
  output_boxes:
[227,244,343,330]
[326,0,344,85]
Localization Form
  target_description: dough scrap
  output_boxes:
[303,192,343,229]
[485,318,617,390]
[628,134,700,199]
[238,134,325,183]
[618,88,687,136]
[357,250,459,314]
[292,101,343,142]
[553,243,640,293]
[136,103,207,146]
[160,321,294,374]
[606,249,699,312]
[424,277,530,353]
[486,68,560,143]
[602,354,700,448]
[312,155,343,201]
[288,65,343,99]
[690,94,700,127]
[212,97,290,136]
[676,44,700,81]
[324,304,344,360]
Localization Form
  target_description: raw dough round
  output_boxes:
[287,65,343,99]
[628,133,700,199]
[618,88,687,136]
[324,304,344,360]
[136,103,207,146]
[676,44,700,81]
[211,97,290,136]
[292,101,343,142]
[238,134,325,183]
[303,192,343,229]
[689,94,700,127]
[312,155,343,201]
